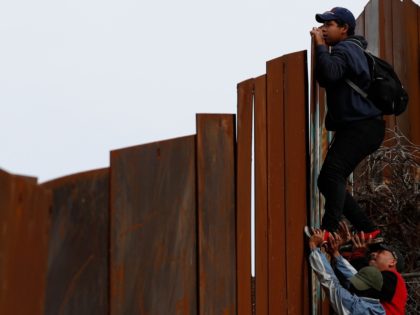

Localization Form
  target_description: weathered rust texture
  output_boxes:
[254,74,269,315]
[266,51,310,315]
[365,0,380,56]
[196,114,236,315]
[358,0,420,144]
[389,0,409,137]
[266,55,287,315]
[42,169,109,315]
[110,136,197,315]
[355,10,365,38]
[0,169,51,315]
[393,0,420,144]
[283,51,310,315]
[236,79,254,315]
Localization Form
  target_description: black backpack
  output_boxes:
[345,39,409,116]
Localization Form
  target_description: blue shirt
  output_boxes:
[309,248,385,315]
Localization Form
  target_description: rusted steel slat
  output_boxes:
[378,0,397,130]
[397,0,420,144]
[382,1,398,129]
[14,174,38,184]
[196,114,236,315]
[391,0,410,134]
[390,0,406,82]
[377,0,395,130]
[365,1,420,141]
[236,78,254,315]
[0,169,51,315]
[309,40,321,315]
[415,0,420,144]
[365,0,380,56]
[0,170,15,312]
[379,0,393,64]
[311,34,333,314]
[110,137,197,315]
[360,1,398,131]
[319,102,332,313]
[283,51,310,315]
[254,74,268,315]
[266,56,287,314]
[42,169,109,315]
[312,31,333,315]
[309,39,323,231]
[355,10,365,36]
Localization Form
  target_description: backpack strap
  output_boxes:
[345,38,365,50]
[344,38,370,99]
[345,78,368,98]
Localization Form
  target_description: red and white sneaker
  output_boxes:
[356,230,384,244]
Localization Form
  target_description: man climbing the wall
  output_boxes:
[306,7,385,242]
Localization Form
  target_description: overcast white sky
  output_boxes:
[1,0,418,182]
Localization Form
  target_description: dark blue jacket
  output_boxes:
[315,35,382,131]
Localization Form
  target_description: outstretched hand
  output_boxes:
[309,228,325,250]
[326,233,342,258]
[337,221,352,244]
[351,231,372,250]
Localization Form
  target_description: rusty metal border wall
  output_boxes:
[355,0,420,143]
[0,115,237,315]
[0,1,418,314]
[236,51,310,315]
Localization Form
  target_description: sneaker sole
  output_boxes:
[369,237,384,244]
[304,226,312,238]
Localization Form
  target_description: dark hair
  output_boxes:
[349,284,381,299]
[335,19,355,35]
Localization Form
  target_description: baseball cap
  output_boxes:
[315,7,356,31]
[350,266,383,291]
[375,243,405,273]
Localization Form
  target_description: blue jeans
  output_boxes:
[318,118,385,232]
